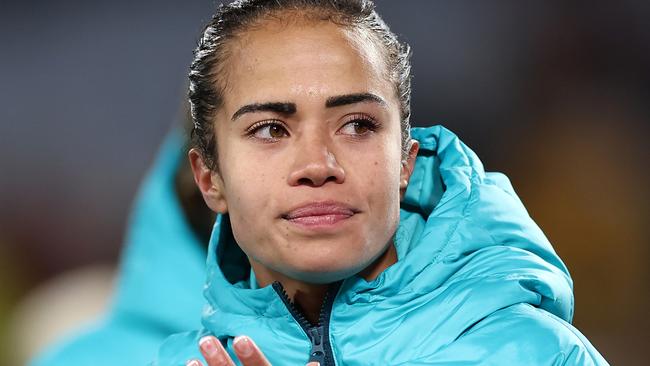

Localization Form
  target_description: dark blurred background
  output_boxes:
[1,0,648,364]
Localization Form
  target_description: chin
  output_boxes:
[284,255,371,284]
[289,269,354,284]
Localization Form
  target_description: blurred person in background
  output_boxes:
[154,1,606,365]
[28,117,215,366]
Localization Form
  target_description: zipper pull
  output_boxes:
[308,325,326,365]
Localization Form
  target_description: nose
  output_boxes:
[287,135,345,187]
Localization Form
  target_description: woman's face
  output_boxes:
[201,20,417,283]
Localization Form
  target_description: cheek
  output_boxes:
[353,139,403,217]
[228,171,269,203]
[219,149,288,254]
[367,137,403,189]
[219,159,266,232]
[223,180,279,264]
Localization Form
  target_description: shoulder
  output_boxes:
[458,303,608,365]
[396,303,608,366]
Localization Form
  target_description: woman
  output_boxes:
[155,1,607,365]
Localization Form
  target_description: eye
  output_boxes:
[246,120,289,141]
[338,114,379,136]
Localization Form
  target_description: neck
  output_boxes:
[249,243,398,324]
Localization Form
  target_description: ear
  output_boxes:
[399,139,419,199]
[188,148,228,214]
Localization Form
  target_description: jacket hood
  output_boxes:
[193,125,574,364]
[112,130,206,331]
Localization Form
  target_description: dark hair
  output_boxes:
[189,0,412,170]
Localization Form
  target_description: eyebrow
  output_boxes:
[231,102,297,121]
[325,93,387,108]
[231,92,387,121]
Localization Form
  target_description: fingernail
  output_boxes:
[233,335,254,358]
[186,360,201,366]
[199,336,218,356]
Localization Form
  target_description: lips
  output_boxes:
[281,201,358,228]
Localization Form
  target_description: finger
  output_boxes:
[306,363,320,366]
[233,336,271,366]
[199,336,236,366]
[186,360,204,366]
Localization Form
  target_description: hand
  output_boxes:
[185,335,319,366]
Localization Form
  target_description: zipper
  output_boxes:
[272,281,342,366]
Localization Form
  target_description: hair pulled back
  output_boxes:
[189,0,412,170]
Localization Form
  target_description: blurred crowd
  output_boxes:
[0,1,648,364]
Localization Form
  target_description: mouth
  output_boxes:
[281,201,359,229]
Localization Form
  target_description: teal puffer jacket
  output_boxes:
[154,126,607,365]
[31,131,207,366]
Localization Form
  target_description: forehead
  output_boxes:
[220,19,394,109]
